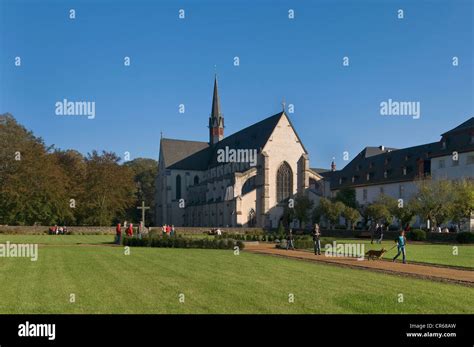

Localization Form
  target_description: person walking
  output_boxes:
[312,223,321,255]
[377,224,384,244]
[393,230,407,264]
[286,229,295,250]
[115,223,122,244]
[137,222,143,239]
[126,223,133,237]
[369,221,376,244]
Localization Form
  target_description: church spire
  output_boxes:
[209,74,224,145]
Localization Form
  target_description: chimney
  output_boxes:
[379,145,385,151]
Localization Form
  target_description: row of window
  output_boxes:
[362,184,405,201]
[438,155,474,168]
[339,167,410,185]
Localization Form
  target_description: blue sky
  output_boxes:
[0,0,472,169]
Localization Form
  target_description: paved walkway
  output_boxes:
[245,243,474,286]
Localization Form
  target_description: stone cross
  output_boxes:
[137,200,150,227]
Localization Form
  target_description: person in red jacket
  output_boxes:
[115,223,122,244]
[127,223,133,237]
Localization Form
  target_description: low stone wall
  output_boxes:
[0,226,116,235]
[172,227,265,235]
[0,225,265,235]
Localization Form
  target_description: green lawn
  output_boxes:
[314,238,474,269]
[0,235,472,314]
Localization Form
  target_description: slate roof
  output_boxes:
[432,117,474,158]
[166,111,306,171]
[442,117,474,136]
[311,168,330,174]
[328,142,441,190]
[160,139,209,168]
[326,117,474,190]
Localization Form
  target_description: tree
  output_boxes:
[365,202,392,226]
[342,206,360,230]
[293,194,314,227]
[0,114,72,225]
[53,149,87,225]
[124,158,158,223]
[412,179,454,228]
[450,179,474,229]
[80,151,136,226]
[375,195,415,230]
[334,187,357,209]
[318,198,345,229]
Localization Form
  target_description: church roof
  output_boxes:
[310,168,331,175]
[442,117,474,136]
[167,111,305,171]
[160,138,209,168]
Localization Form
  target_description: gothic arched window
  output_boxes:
[176,175,182,200]
[276,162,293,203]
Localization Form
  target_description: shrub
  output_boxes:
[122,235,245,250]
[294,239,314,249]
[407,229,426,241]
[456,232,474,244]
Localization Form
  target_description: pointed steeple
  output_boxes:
[211,75,222,120]
[209,74,224,145]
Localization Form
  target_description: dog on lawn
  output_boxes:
[365,248,386,260]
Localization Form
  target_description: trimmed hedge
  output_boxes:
[407,229,427,241]
[456,232,474,244]
[123,236,245,250]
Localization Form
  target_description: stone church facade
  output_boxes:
[154,76,326,228]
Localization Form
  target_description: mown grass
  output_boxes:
[0,235,472,314]
[313,238,474,268]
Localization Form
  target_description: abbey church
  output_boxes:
[154,76,327,228]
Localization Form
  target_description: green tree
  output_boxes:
[318,198,345,229]
[293,194,314,227]
[365,201,392,226]
[450,179,474,229]
[80,151,135,226]
[334,187,357,208]
[342,206,361,230]
[0,114,72,225]
[412,179,454,228]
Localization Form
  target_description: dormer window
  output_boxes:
[352,176,355,183]
[441,141,446,150]
[383,170,388,178]
[366,173,370,181]
[339,178,342,185]
[403,167,407,176]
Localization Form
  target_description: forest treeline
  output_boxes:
[0,113,157,226]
